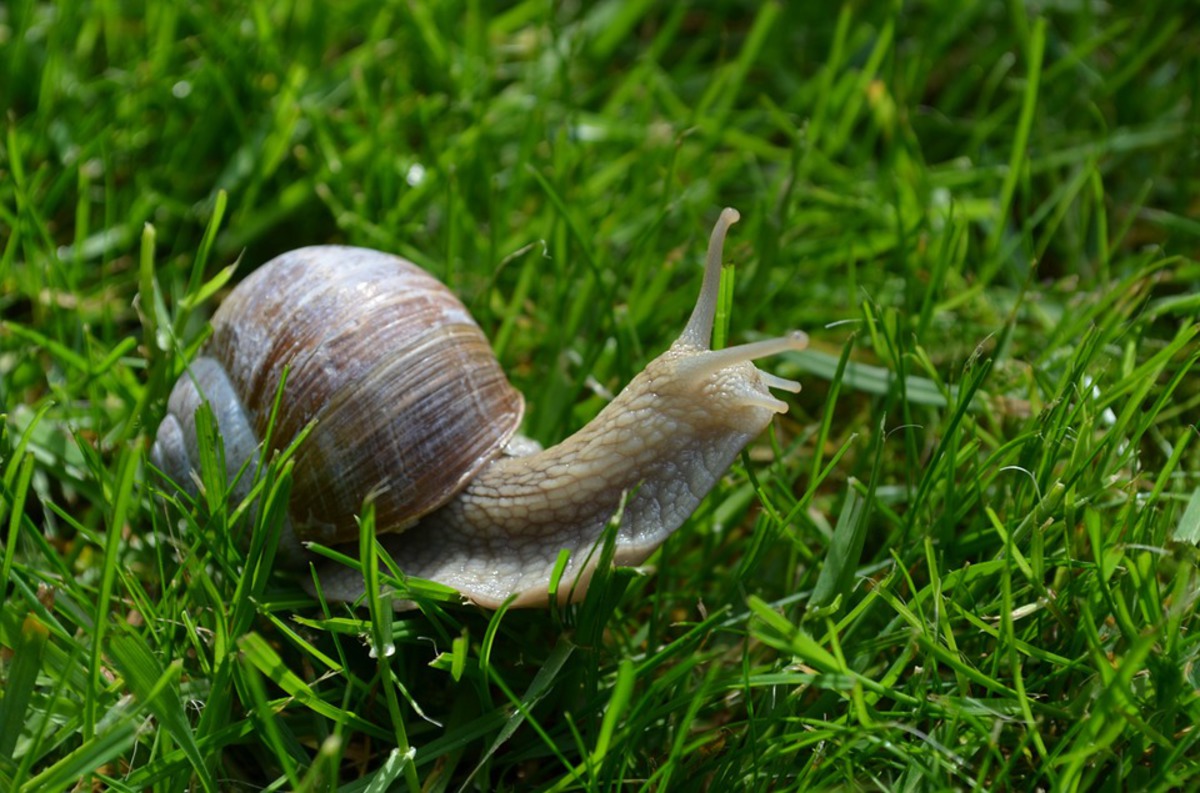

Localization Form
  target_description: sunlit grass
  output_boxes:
[2,1,1199,790]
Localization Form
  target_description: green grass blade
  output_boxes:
[1175,487,1200,546]
[107,632,218,793]
[984,16,1046,280]
[808,478,869,614]
[0,613,49,762]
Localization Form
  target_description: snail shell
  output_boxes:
[155,247,523,546]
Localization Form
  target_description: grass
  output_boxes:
[2,0,1200,789]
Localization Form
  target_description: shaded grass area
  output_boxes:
[2,1,1200,789]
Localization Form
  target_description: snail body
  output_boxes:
[153,209,807,607]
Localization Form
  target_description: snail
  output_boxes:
[152,208,808,608]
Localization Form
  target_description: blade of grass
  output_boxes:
[983,16,1046,281]
[107,632,218,793]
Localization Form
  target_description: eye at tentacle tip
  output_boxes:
[785,330,809,349]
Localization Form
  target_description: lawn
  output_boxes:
[2,1,1199,790]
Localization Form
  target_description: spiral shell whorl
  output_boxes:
[205,246,524,545]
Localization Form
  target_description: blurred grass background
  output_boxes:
[2,1,1199,790]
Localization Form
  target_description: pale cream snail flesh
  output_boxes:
[152,208,808,608]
